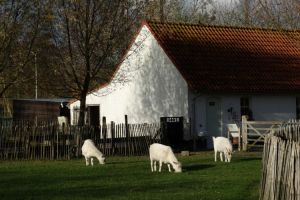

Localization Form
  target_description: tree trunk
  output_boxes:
[78,80,90,126]
[78,93,87,126]
[159,0,166,22]
[244,0,250,26]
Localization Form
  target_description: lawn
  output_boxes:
[0,151,262,200]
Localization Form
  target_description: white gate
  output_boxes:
[241,116,282,151]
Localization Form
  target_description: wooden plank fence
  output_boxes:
[260,120,300,200]
[241,116,282,151]
[0,121,160,160]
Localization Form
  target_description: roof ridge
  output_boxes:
[144,20,300,33]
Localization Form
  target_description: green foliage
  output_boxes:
[0,152,261,200]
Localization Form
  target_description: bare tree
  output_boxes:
[253,0,300,29]
[51,0,144,125]
[0,0,43,98]
[214,0,300,29]
[143,0,216,24]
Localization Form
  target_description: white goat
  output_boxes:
[212,136,233,162]
[149,143,182,173]
[81,139,105,166]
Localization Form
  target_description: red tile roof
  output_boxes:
[145,21,300,93]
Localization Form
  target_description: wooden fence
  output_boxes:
[260,120,300,200]
[241,116,282,151]
[0,121,160,160]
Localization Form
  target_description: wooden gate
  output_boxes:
[241,116,282,151]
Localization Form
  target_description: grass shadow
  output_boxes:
[107,160,146,165]
[183,164,215,172]
[237,157,262,162]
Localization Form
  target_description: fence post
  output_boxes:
[102,117,107,154]
[125,115,129,156]
[111,121,115,155]
[242,115,248,151]
[238,127,241,151]
[75,127,80,157]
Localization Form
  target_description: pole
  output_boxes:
[34,52,37,99]
[33,52,38,126]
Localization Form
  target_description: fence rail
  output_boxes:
[0,121,160,160]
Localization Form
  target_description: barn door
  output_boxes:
[160,117,183,152]
[86,105,100,126]
[206,97,221,148]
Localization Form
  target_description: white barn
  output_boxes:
[70,21,300,148]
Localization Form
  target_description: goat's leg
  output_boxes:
[224,151,229,162]
[159,160,162,172]
[167,164,171,172]
[91,157,94,166]
[214,151,217,162]
[85,157,89,166]
[220,152,223,162]
[154,161,157,171]
[150,159,154,172]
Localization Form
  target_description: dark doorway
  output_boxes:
[160,117,184,152]
[87,106,100,126]
[59,102,70,124]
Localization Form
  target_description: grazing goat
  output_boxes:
[212,136,233,162]
[149,143,182,173]
[81,139,105,166]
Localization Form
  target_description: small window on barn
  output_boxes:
[240,97,253,120]
[296,98,300,120]
[209,101,215,106]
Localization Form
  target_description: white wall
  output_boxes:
[251,96,296,121]
[193,96,206,137]
[193,95,240,136]
[192,95,296,148]
[70,26,189,124]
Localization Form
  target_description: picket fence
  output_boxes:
[0,121,161,160]
[260,120,300,200]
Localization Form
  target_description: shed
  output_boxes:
[13,99,70,123]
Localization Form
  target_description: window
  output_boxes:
[240,97,252,120]
[296,98,300,120]
[72,107,80,125]
[209,101,215,106]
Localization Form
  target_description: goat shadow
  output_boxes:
[183,164,215,172]
[236,157,262,162]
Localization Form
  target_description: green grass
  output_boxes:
[0,151,262,200]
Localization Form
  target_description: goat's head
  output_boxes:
[98,155,105,164]
[172,161,182,173]
[225,148,232,162]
